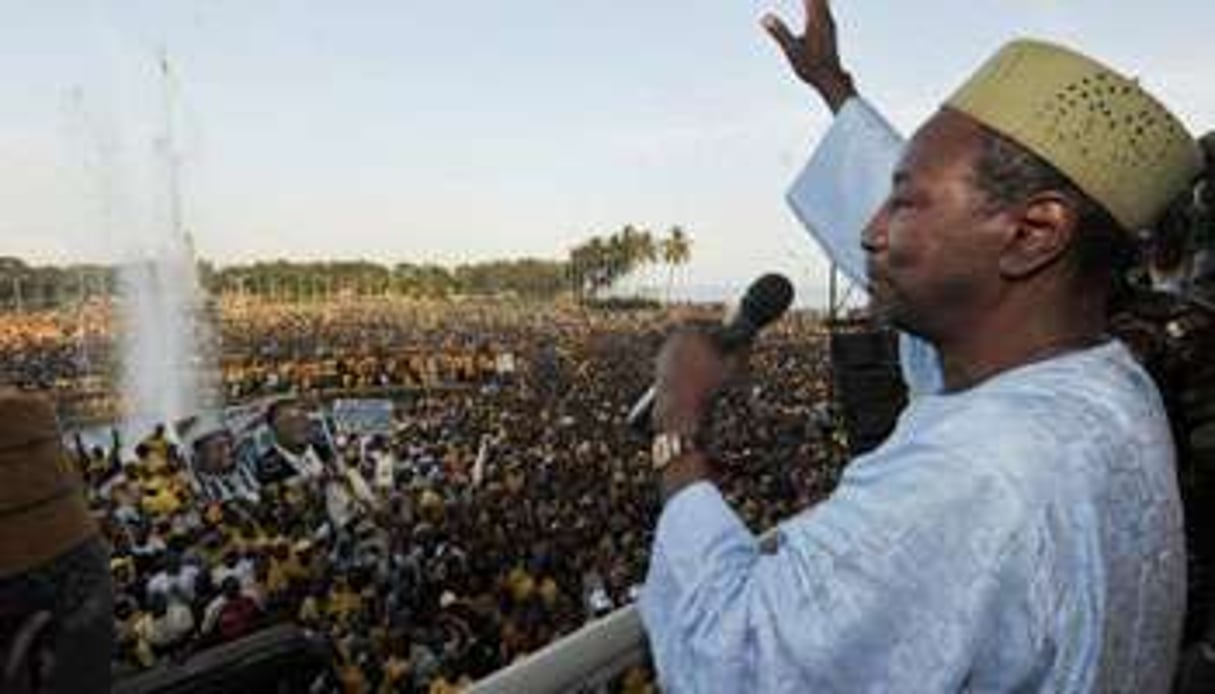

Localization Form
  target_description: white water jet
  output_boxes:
[117,239,214,440]
[68,49,218,442]
[118,55,217,441]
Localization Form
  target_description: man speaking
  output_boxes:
[638,1,1207,691]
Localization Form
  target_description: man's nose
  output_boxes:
[861,199,892,254]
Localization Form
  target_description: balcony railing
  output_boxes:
[468,530,780,693]
[467,603,648,694]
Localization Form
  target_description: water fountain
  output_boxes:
[73,52,218,443]
[118,55,218,442]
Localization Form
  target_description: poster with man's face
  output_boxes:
[269,401,313,450]
[195,432,236,474]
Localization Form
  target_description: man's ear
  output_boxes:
[998,191,1078,279]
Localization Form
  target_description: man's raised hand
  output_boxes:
[762,0,857,112]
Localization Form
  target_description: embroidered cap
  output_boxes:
[947,39,1203,232]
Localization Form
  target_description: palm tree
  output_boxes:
[618,224,657,297]
[661,226,692,303]
[636,227,659,298]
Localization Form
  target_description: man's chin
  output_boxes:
[866,295,897,327]
[867,299,924,337]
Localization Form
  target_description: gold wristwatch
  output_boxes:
[651,432,697,471]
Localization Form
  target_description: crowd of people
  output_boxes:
[0,300,110,393]
[17,299,846,692]
[0,299,540,422]
[216,301,527,399]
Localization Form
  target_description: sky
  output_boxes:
[1,1,1213,305]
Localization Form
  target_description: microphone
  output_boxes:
[626,273,795,435]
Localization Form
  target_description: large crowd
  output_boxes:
[215,300,535,399]
[0,301,110,393]
[5,299,846,692]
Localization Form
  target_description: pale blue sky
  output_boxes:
[1,1,1213,303]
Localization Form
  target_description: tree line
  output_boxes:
[0,226,691,311]
[568,225,690,302]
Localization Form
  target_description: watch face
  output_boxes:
[652,433,689,470]
[652,436,671,466]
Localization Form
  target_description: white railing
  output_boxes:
[468,530,781,693]
[467,603,648,693]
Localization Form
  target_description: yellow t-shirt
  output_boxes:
[327,588,363,623]
[507,567,535,604]
[141,487,181,517]
[538,576,560,607]
[266,559,292,595]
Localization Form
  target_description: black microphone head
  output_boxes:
[739,273,795,329]
[715,274,795,351]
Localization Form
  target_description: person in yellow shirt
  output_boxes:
[297,583,324,628]
[505,565,535,605]
[110,555,137,594]
[426,671,465,694]
[478,350,496,382]
[140,477,181,517]
[619,665,657,694]
[417,488,444,524]
[265,543,293,597]
[168,468,195,503]
[202,502,224,528]
[288,540,316,583]
[143,448,170,477]
[138,424,171,462]
[234,524,266,557]
[537,575,560,609]
[326,576,363,626]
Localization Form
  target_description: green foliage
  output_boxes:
[452,259,567,298]
[0,258,114,311]
[567,224,692,302]
[212,259,560,301]
[0,224,692,310]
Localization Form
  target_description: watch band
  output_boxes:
[651,432,697,471]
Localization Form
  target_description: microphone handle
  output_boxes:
[626,385,657,436]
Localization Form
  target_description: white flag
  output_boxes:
[472,437,489,487]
